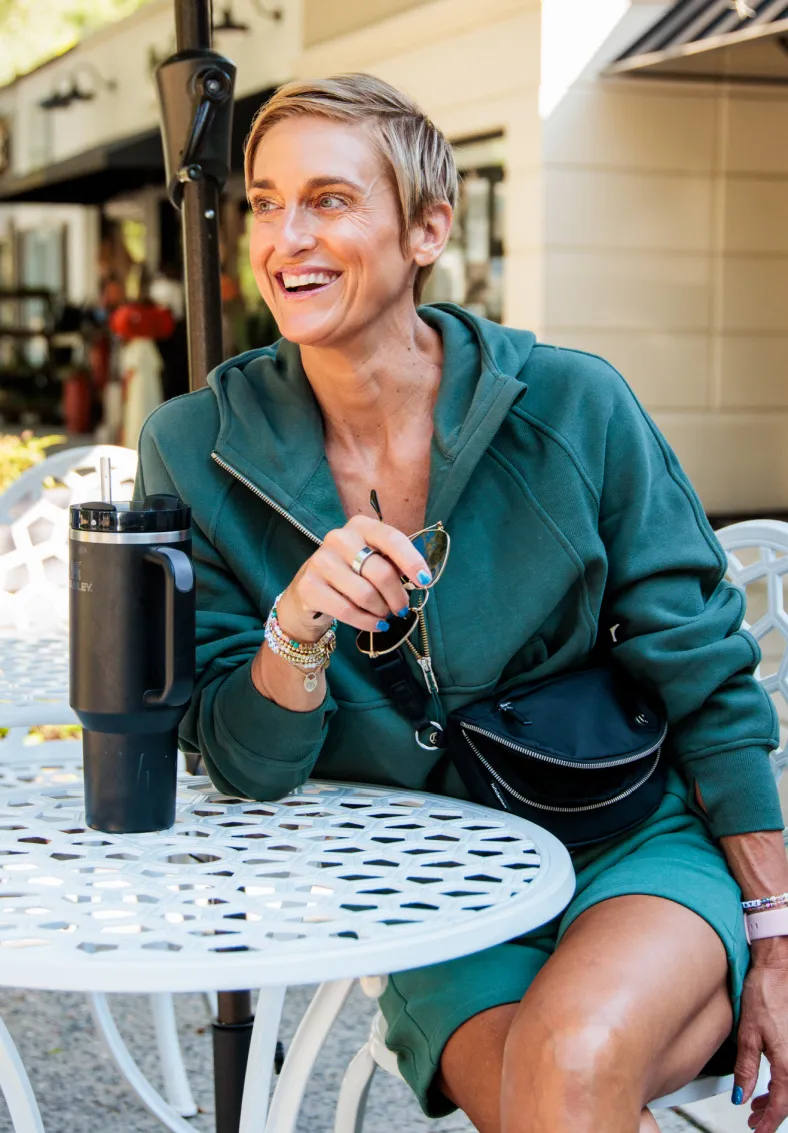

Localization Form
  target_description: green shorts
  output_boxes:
[379,768,749,1118]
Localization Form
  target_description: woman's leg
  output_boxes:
[437,1004,663,1133]
[438,894,733,1133]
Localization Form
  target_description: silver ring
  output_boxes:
[415,721,444,752]
[351,546,378,576]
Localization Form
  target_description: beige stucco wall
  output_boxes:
[296,0,543,332]
[303,0,430,47]
[296,0,788,514]
[542,71,788,515]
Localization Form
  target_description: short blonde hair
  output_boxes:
[243,73,458,302]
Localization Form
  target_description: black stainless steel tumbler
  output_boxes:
[69,493,196,833]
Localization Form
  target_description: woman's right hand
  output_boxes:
[275,515,433,642]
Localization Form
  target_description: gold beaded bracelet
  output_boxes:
[264,594,337,692]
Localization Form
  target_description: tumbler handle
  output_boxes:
[143,546,195,707]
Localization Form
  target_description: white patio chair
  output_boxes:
[0,444,200,1131]
[0,444,137,634]
[333,518,788,1132]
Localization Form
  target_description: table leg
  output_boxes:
[213,991,255,1133]
[261,980,354,1133]
[235,988,286,1133]
[89,994,195,1133]
[150,993,198,1116]
[0,1016,45,1133]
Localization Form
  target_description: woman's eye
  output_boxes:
[252,198,277,214]
[316,194,346,210]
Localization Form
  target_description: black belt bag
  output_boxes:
[444,666,668,847]
[370,655,668,848]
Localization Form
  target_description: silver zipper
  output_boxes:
[462,730,662,814]
[461,720,666,770]
[405,608,441,695]
[211,452,322,546]
[416,655,439,695]
[490,781,510,810]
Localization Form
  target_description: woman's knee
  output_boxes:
[505,1005,631,1088]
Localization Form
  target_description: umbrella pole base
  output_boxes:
[213,993,254,1133]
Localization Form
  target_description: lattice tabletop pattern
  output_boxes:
[0,774,574,994]
[0,742,82,789]
[0,635,74,728]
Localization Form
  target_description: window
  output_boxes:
[422,132,505,322]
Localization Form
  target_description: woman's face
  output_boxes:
[247,117,435,348]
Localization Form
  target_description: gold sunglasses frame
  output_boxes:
[355,521,450,658]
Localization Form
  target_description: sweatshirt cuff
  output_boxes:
[683,746,785,838]
[215,658,335,763]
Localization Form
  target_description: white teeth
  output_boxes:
[281,270,338,291]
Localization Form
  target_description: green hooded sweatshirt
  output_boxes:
[135,303,783,842]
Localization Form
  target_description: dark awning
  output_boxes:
[608,0,788,84]
[0,129,165,204]
[0,87,270,204]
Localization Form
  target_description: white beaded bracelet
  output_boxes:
[741,891,788,912]
[264,594,337,692]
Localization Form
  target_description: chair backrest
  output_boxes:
[0,444,138,633]
[717,519,788,782]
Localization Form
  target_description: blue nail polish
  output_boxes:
[417,569,432,586]
[397,607,410,618]
[732,1086,744,1105]
[375,619,390,632]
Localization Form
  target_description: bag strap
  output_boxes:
[368,649,432,732]
[367,649,451,787]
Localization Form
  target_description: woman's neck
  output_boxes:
[299,307,443,455]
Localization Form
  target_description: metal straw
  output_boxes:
[100,458,112,504]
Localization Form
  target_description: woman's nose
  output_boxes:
[276,206,317,256]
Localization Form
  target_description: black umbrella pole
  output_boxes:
[157,6,251,1130]
[175,0,212,45]
[181,175,224,387]
[174,0,224,389]
[213,991,255,1133]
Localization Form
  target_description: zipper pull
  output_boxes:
[490,781,510,810]
[497,700,531,727]
[417,656,439,695]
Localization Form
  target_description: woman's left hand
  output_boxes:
[733,947,788,1132]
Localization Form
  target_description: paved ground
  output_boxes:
[0,983,754,1133]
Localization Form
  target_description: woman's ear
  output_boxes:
[411,202,454,268]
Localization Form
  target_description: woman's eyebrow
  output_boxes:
[247,176,365,193]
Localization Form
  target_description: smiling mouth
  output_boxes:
[276,270,342,297]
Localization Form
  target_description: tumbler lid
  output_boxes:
[70,493,191,534]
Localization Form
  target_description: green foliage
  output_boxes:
[0,725,83,741]
[0,430,66,493]
[0,0,154,87]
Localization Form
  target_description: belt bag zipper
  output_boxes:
[459,724,665,814]
[460,720,666,769]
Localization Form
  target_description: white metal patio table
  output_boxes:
[0,771,574,1133]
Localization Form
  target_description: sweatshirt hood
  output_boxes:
[208,303,536,540]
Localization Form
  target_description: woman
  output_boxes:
[135,74,788,1133]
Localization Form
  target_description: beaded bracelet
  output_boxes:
[264,593,337,692]
[741,891,788,912]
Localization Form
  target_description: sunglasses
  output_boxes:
[356,491,450,658]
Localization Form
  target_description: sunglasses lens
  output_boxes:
[410,527,449,585]
[356,609,420,656]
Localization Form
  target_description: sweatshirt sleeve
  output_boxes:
[596,371,783,840]
[135,423,336,801]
